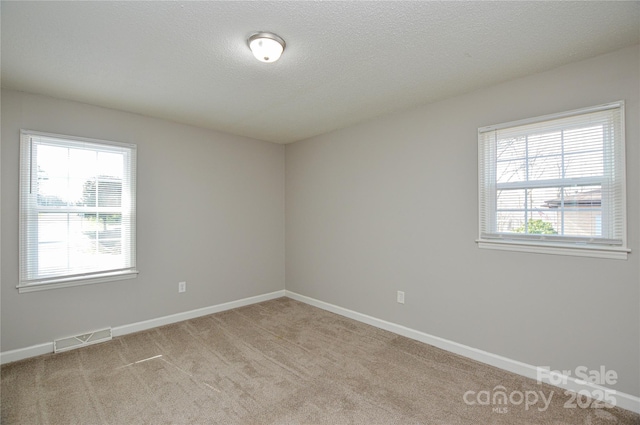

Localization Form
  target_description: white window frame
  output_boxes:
[18,130,138,292]
[477,101,629,259]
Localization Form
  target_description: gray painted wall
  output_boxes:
[1,89,285,351]
[2,46,638,398]
[285,45,640,396]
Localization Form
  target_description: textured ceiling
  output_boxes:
[2,1,639,144]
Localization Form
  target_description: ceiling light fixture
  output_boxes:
[248,32,285,63]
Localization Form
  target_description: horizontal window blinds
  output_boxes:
[19,131,137,288]
[478,102,625,248]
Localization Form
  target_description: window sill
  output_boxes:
[17,270,138,293]
[476,239,629,260]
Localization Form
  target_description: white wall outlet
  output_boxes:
[397,291,405,304]
[178,281,186,293]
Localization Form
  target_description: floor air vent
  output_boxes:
[54,328,112,353]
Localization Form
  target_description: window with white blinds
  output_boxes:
[19,130,138,292]
[477,101,629,259]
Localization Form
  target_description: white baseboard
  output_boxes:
[285,290,640,414]
[112,289,285,337]
[0,289,285,365]
[0,342,54,364]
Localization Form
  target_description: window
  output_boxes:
[19,130,137,292]
[477,101,628,259]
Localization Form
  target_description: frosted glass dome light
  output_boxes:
[248,32,285,63]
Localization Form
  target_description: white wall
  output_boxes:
[1,89,285,351]
[286,45,640,397]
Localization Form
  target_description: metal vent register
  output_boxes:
[53,328,112,353]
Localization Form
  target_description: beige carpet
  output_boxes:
[1,297,638,424]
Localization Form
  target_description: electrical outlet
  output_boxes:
[178,281,186,293]
[397,291,405,304]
